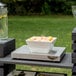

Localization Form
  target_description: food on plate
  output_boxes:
[26,36,57,53]
[28,36,54,42]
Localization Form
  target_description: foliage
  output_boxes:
[42,2,51,15]
[1,0,76,15]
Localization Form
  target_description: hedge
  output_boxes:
[2,0,76,15]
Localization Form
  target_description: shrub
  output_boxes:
[2,0,76,15]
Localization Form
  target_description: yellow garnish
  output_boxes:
[0,15,7,19]
[0,15,2,19]
[48,36,53,41]
[3,14,7,17]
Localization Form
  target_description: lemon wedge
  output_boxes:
[48,36,53,41]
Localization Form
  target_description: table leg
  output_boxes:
[0,63,15,76]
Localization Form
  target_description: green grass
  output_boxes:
[8,15,75,76]
[8,15,76,52]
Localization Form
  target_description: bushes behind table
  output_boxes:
[2,0,76,15]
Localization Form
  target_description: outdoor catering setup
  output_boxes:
[11,36,66,62]
[0,2,72,76]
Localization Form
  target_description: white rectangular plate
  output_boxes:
[11,45,66,62]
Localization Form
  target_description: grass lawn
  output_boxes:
[8,15,75,76]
